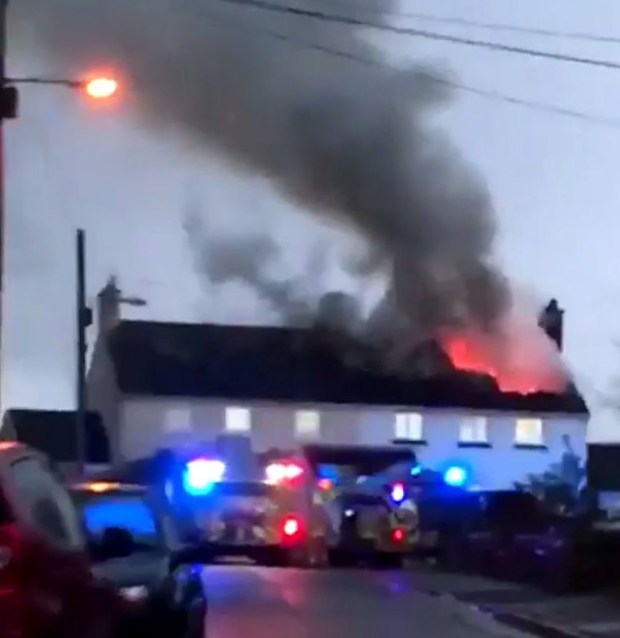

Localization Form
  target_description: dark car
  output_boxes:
[326,492,411,568]
[436,489,547,576]
[70,481,207,638]
[0,442,130,638]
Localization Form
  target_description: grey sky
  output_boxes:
[4,0,620,439]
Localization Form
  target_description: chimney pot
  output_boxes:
[96,276,121,335]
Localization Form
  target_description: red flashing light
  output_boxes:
[265,461,304,485]
[285,463,303,480]
[392,528,405,543]
[281,515,302,541]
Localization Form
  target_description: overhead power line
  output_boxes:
[216,0,620,71]
[199,4,620,130]
[328,2,620,46]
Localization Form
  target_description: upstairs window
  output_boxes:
[225,407,251,433]
[515,418,543,446]
[164,407,192,433]
[459,416,488,444]
[295,410,320,439]
[394,412,423,442]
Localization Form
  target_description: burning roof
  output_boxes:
[103,319,587,415]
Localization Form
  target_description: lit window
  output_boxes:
[225,406,251,432]
[295,410,320,439]
[459,416,488,443]
[515,418,543,445]
[394,412,423,441]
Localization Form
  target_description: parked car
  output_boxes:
[70,480,207,637]
[0,441,130,638]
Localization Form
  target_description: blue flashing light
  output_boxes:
[390,482,406,504]
[410,464,422,477]
[444,465,468,487]
[183,458,226,496]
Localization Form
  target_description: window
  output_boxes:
[164,406,192,433]
[10,458,84,549]
[225,406,251,432]
[394,412,423,441]
[515,418,544,446]
[459,416,488,443]
[79,494,160,548]
[295,410,320,439]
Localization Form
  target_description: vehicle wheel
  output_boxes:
[374,553,404,569]
[328,550,353,568]
[184,597,207,638]
[307,538,329,569]
[437,532,469,572]
[263,548,286,567]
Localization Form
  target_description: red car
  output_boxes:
[0,442,133,638]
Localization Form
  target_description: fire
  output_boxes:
[443,318,568,395]
[444,335,538,394]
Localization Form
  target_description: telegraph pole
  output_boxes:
[75,229,92,476]
[0,0,6,413]
[0,0,17,411]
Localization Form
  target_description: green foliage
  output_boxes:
[514,434,586,512]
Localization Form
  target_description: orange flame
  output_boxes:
[443,335,540,394]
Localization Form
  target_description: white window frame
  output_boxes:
[394,412,424,442]
[515,417,544,446]
[459,416,488,444]
[225,406,251,433]
[295,410,321,439]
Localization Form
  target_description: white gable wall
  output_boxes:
[119,396,587,490]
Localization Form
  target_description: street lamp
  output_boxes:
[6,74,120,100]
[0,71,120,413]
[84,77,119,100]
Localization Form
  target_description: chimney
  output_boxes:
[96,276,121,335]
[538,298,564,351]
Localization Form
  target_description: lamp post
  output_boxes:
[0,2,118,414]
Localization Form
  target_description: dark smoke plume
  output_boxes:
[17,0,509,344]
[183,209,315,325]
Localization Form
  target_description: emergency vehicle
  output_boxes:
[286,444,421,567]
[176,461,330,567]
[95,441,426,568]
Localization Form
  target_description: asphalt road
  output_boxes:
[203,565,528,638]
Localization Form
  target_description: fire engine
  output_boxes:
[93,440,471,567]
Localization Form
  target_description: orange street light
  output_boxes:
[84,76,118,100]
[6,75,121,101]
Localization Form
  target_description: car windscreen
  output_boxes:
[75,492,162,548]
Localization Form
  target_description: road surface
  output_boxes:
[204,566,529,638]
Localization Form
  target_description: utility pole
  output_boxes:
[75,229,92,476]
[0,0,17,411]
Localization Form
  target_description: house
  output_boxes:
[0,409,111,476]
[87,280,589,491]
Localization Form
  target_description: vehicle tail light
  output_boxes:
[266,462,304,486]
[392,528,405,543]
[280,515,303,543]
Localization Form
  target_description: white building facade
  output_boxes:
[87,280,589,492]
[118,396,587,491]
